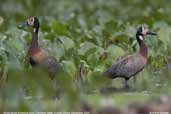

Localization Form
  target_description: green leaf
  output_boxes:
[51,20,68,35]
[78,42,96,56]
[153,21,170,42]
[59,36,75,50]
[62,60,76,77]
[107,45,125,60]
[45,31,56,41]
[41,23,51,32]
[153,21,171,50]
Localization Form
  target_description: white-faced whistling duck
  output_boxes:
[19,17,61,79]
[104,25,157,88]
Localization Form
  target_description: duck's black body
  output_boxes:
[104,26,157,87]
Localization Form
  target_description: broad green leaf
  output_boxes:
[78,42,96,55]
[153,21,171,50]
[107,45,125,60]
[59,36,75,50]
[51,20,68,35]
[62,60,76,77]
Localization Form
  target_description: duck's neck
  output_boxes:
[137,36,148,58]
[30,28,39,49]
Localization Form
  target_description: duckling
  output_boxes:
[19,17,61,79]
[104,25,157,88]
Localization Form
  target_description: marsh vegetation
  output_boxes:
[0,0,171,112]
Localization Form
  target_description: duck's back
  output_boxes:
[104,54,147,79]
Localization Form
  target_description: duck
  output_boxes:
[19,17,61,95]
[103,25,157,88]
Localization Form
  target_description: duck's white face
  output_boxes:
[138,26,149,40]
[27,17,35,27]
[141,26,149,36]
[138,26,157,40]
[19,17,40,33]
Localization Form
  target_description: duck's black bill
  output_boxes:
[18,22,29,29]
[147,31,157,35]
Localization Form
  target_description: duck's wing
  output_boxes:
[41,56,62,75]
[104,54,146,78]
